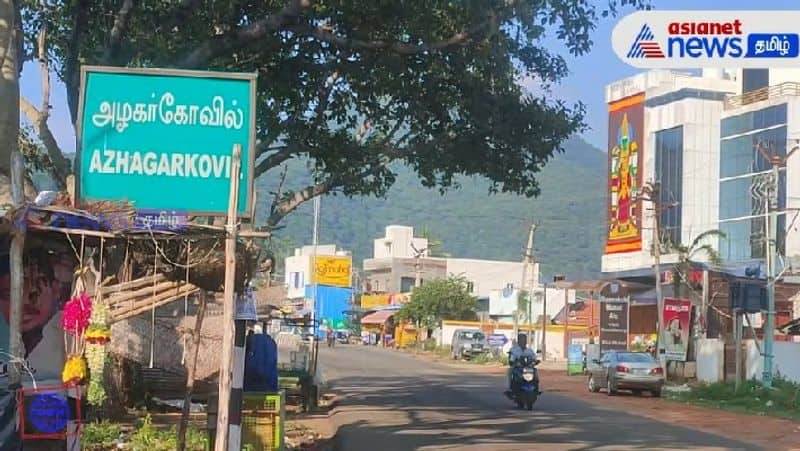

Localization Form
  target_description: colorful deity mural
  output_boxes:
[606,93,644,254]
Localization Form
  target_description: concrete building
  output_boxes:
[601,69,800,276]
[602,69,739,275]
[363,225,528,298]
[284,244,351,300]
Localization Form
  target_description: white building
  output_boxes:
[363,225,529,298]
[601,68,800,276]
[601,69,738,275]
[488,286,575,325]
[284,244,351,299]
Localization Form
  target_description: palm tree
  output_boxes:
[662,229,725,300]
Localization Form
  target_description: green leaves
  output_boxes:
[398,275,478,330]
[18,0,649,225]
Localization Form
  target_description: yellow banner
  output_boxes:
[313,255,352,287]
[361,294,391,309]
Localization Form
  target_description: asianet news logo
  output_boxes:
[613,11,800,68]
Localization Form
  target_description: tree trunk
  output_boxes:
[177,291,207,451]
[0,0,20,180]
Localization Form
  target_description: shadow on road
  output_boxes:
[329,372,759,451]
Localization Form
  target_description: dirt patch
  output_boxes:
[539,369,800,451]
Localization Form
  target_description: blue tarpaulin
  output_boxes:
[243,333,278,392]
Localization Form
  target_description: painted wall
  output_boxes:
[284,245,347,299]
[696,338,725,383]
[746,339,800,383]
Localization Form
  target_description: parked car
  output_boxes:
[335,330,349,344]
[450,329,488,360]
[587,351,664,397]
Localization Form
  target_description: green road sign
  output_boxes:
[77,66,257,216]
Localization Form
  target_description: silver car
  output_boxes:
[450,329,488,360]
[587,351,664,397]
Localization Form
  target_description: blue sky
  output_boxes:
[19,0,799,154]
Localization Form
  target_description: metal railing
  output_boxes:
[724,82,800,109]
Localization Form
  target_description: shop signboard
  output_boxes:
[312,256,352,288]
[487,334,508,347]
[599,300,629,353]
[661,298,692,362]
[18,386,81,439]
[77,66,257,217]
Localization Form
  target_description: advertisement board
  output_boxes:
[312,256,352,288]
[599,300,629,353]
[662,298,692,362]
[605,93,644,254]
[567,344,584,375]
[77,66,257,217]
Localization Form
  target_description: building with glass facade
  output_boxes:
[601,70,738,275]
[719,103,788,262]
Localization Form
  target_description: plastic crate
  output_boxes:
[241,392,284,451]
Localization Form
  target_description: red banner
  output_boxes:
[661,298,691,362]
[605,93,645,254]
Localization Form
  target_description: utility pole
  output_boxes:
[310,195,320,376]
[411,242,429,288]
[640,182,666,373]
[517,224,536,339]
[755,140,798,388]
[541,283,547,358]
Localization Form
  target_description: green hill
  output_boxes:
[257,137,608,281]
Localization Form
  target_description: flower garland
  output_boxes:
[61,292,92,386]
[86,302,111,406]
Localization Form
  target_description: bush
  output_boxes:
[82,420,122,450]
[129,415,207,451]
[670,377,800,420]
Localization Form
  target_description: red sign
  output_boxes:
[661,298,691,362]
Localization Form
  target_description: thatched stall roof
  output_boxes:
[5,199,271,293]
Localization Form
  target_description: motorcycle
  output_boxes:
[507,355,541,410]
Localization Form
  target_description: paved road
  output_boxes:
[321,345,760,451]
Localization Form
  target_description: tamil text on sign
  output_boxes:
[77,66,257,216]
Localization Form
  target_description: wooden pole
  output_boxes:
[178,291,207,451]
[8,151,25,387]
[214,145,242,451]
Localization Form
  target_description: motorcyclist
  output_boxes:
[505,333,537,397]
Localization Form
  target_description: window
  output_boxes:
[719,123,788,262]
[721,104,787,139]
[400,277,416,293]
[290,272,304,289]
[655,126,683,246]
[741,69,769,94]
[618,352,656,363]
[466,281,475,293]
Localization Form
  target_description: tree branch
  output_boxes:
[266,179,333,226]
[255,146,295,176]
[179,2,498,68]
[20,98,68,190]
[102,0,137,64]
[65,0,90,124]
[19,27,69,190]
[287,16,496,55]
[177,0,310,68]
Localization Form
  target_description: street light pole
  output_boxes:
[757,140,798,388]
